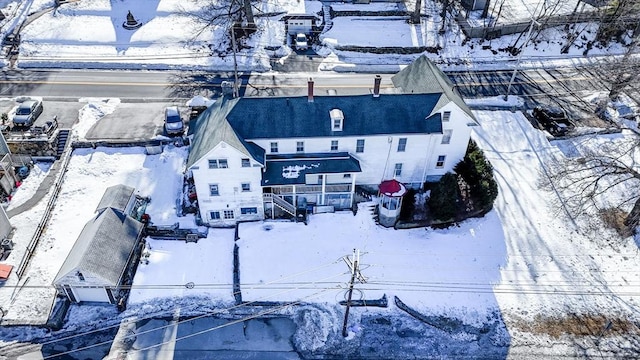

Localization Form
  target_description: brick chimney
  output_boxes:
[373,75,381,98]
[308,77,314,103]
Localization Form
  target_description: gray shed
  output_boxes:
[53,186,144,304]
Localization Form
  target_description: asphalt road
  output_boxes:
[2,65,636,115]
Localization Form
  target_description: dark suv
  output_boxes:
[532,106,571,136]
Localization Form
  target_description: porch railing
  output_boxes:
[263,193,296,217]
[271,184,352,195]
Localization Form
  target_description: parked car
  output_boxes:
[12,100,43,128]
[164,106,184,135]
[532,106,571,136]
[294,33,308,51]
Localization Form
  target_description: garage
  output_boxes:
[53,185,146,306]
[72,287,111,303]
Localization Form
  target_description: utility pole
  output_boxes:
[230,23,240,98]
[503,15,539,101]
[341,249,366,337]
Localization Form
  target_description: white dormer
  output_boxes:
[330,109,344,131]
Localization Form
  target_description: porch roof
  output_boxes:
[262,152,361,186]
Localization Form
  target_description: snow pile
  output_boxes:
[73,98,120,140]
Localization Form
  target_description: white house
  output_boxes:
[187,56,477,227]
[53,185,145,304]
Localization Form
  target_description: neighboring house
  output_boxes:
[187,56,477,227]
[281,14,318,35]
[53,185,146,304]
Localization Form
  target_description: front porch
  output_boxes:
[263,183,354,221]
[261,152,361,221]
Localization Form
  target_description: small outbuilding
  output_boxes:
[378,179,407,227]
[53,185,146,304]
[281,14,318,36]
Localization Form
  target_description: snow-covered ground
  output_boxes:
[0,0,630,71]
[1,97,639,357]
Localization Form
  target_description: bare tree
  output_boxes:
[190,0,258,41]
[544,136,640,230]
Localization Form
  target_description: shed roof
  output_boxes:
[263,152,361,186]
[95,184,134,213]
[53,207,144,286]
[391,55,476,121]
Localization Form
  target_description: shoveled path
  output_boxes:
[6,159,61,218]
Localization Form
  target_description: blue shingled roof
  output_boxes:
[226,94,443,140]
[263,152,362,186]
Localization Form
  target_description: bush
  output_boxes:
[454,140,498,211]
[399,188,416,221]
[428,172,460,221]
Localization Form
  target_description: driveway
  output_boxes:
[85,102,186,141]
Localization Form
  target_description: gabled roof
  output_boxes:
[189,94,442,169]
[391,55,476,121]
[226,93,442,139]
[96,184,134,213]
[263,152,362,186]
[53,207,144,286]
[187,98,265,169]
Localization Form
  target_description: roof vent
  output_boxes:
[330,109,344,131]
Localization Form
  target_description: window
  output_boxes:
[210,211,221,220]
[241,182,251,192]
[297,141,304,153]
[223,210,235,219]
[442,129,453,144]
[436,155,446,168]
[356,139,365,153]
[333,119,342,130]
[76,271,85,281]
[443,111,451,122]
[317,175,323,184]
[397,138,407,152]
[331,140,338,151]
[241,158,250,167]
[394,163,402,177]
[209,184,219,196]
[343,174,351,179]
[208,159,228,169]
[241,207,258,215]
[270,142,278,153]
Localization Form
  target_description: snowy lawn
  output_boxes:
[237,210,507,322]
[0,144,189,324]
[472,111,640,329]
[321,17,420,48]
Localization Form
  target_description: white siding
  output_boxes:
[427,102,474,177]
[251,133,435,187]
[287,19,313,35]
[191,141,264,226]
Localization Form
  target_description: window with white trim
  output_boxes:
[208,159,228,169]
[223,210,234,219]
[397,138,407,152]
[331,140,338,151]
[343,174,351,179]
[241,158,250,167]
[270,142,278,153]
[356,139,365,153]
[241,207,258,215]
[442,129,453,144]
[394,163,402,177]
[210,211,221,220]
[443,111,451,122]
[436,155,446,168]
[209,184,219,196]
[296,141,304,153]
[241,182,251,192]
